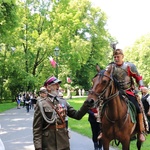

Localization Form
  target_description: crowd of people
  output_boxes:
[16,92,37,112]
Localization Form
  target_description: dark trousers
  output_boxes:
[89,121,102,149]
[26,105,30,112]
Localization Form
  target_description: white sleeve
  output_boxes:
[146,96,150,105]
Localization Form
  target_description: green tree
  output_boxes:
[124,33,150,86]
[0,0,19,39]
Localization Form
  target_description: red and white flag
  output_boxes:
[49,56,56,68]
[67,77,72,83]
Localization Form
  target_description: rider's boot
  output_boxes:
[137,113,145,142]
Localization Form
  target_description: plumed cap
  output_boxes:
[111,43,124,56]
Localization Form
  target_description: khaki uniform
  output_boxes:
[33,95,91,150]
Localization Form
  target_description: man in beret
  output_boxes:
[33,76,94,150]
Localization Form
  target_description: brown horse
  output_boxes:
[87,64,142,150]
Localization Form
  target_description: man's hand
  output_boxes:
[94,113,98,118]
[147,111,150,116]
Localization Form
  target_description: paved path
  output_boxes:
[0,106,117,150]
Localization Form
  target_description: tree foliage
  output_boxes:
[124,34,150,86]
[0,0,19,39]
[0,0,114,99]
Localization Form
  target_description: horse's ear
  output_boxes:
[106,64,113,74]
[96,63,101,73]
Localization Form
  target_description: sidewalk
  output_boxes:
[0,106,117,150]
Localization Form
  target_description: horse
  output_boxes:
[87,64,142,150]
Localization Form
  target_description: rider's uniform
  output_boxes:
[112,61,144,113]
[111,61,148,137]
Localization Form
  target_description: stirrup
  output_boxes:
[138,133,145,142]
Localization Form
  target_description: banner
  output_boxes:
[67,77,72,83]
[49,56,56,68]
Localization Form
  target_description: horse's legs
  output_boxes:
[122,144,130,150]
[136,140,142,150]
[102,138,110,150]
[121,139,130,150]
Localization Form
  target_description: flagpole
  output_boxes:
[54,47,59,78]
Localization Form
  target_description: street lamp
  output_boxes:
[54,47,60,78]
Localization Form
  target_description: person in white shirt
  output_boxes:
[141,87,150,116]
[141,87,150,133]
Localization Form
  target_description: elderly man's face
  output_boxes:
[141,88,148,95]
[47,83,60,96]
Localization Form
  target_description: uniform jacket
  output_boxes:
[33,95,91,150]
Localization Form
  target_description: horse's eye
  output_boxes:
[102,80,107,85]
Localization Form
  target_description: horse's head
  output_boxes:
[87,64,114,103]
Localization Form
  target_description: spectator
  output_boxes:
[22,93,26,108]
[141,87,150,133]
[32,94,37,109]
[37,87,48,99]
[78,89,81,96]
[88,107,102,150]
[141,87,150,116]
[82,89,85,96]
[16,96,21,109]
[25,93,31,113]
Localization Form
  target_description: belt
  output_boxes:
[49,123,66,129]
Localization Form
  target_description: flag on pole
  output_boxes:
[67,77,72,83]
[49,56,56,68]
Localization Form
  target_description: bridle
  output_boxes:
[88,70,119,103]
[89,69,129,125]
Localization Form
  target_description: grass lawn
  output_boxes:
[68,97,150,150]
[0,102,16,113]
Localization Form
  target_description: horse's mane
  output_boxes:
[113,75,126,99]
[93,70,105,79]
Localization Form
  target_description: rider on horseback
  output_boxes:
[108,45,146,142]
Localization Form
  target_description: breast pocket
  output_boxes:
[43,106,55,119]
[44,107,53,112]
